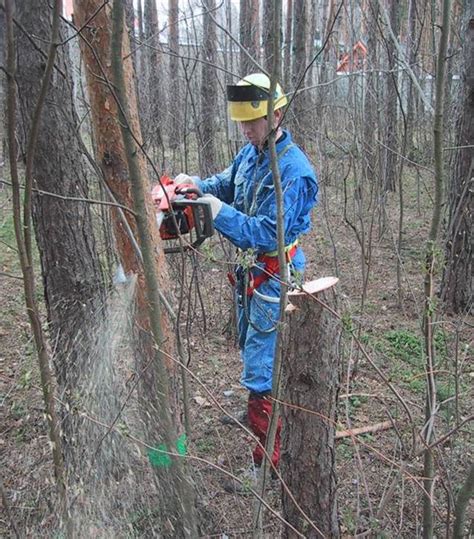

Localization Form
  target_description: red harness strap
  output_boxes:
[247,244,298,295]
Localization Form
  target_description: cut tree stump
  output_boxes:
[281,277,340,538]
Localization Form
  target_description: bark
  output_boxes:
[405,0,419,158]
[322,0,336,79]
[15,0,105,438]
[239,0,260,75]
[281,279,340,538]
[168,0,181,149]
[291,0,308,147]
[5,0,69,530]
[0,4,5,170]
[110,4,197,535]
[125,0,137,75]
[200,0,218,175]
[422,1,452,536]
[72,2,190,533]
[143,0,164,151]
[136,0,147,132]
[383,0,400,192]
[262,0,276,72]
[453,463,474,538]
[363,0,380,183]
[283,0,293,90]
[441,5,473,314]
[316,0,336,115]
[307,0,318,87]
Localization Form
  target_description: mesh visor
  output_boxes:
[227,85,269,102]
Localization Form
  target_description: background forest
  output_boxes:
[0,0,472,537]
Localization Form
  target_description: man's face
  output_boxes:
[239,116,269,148]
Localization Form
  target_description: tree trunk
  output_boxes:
[317,0,336,116]
[200,0,218,175]
[262,0,276,72]
[239,0,260,75]
[6,0,70,529]
[307,0,318,88]
[405,0,419,158]
[73,2,193,535]
[363,0,380,183]
[422,1,452,536]
[125,0,138,75]
[0,4,5,172]
[15,0,106,461]
[383,0,400,192]
[441,3,473,314]
[283,0,293,90]
[281,278,340,538]
[143,0,164,154]
[168,0,181,150]
[291,0,308,148]
[453,463,474,538]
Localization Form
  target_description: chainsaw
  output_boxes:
[151,176,214,254]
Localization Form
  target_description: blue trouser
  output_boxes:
[237,247,305,394]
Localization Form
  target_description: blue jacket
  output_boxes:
[195,130,318,253]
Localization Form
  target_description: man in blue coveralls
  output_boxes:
[175,73,318,469]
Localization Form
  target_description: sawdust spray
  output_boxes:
[60,274,165,536]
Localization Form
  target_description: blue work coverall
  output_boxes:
[195,130,318,397]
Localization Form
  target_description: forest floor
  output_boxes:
[0,163,472,537]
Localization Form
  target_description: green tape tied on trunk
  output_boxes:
[147,433,187,468]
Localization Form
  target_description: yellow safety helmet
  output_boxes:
[227,73,288,121]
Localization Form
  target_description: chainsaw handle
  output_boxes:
[163,198,214,254]
[175,186,204,198]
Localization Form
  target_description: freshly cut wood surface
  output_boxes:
[288,276,339,296]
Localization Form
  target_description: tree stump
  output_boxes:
[281,277,340,538]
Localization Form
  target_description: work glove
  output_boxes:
[202,194,223,219]
[174,173,195,186]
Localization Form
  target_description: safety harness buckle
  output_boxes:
[228,242,299,297]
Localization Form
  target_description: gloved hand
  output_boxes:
[202,194,223,219]
[174,173,195,186]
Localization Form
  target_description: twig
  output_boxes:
[0,271,23,280]
[0,179,136,215]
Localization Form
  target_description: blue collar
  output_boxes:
[249,129,292,157]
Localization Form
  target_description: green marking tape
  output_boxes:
[148,433,187,468]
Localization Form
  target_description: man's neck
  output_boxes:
[258,128,284,150]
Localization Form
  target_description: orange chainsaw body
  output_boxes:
[151,176,214,252]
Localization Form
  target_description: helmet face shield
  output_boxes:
[226,85,270,102]
[226,73,288,121]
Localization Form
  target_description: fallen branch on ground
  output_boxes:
[336,420,394,439]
